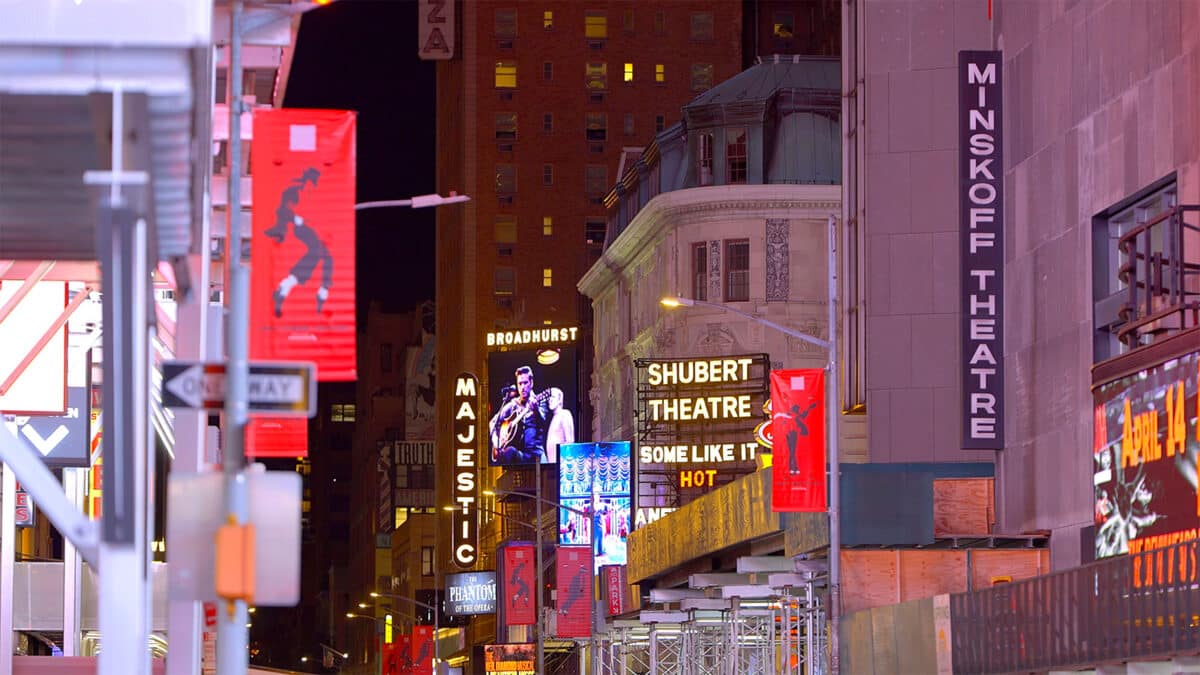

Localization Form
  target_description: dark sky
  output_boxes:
[284,0,437,321]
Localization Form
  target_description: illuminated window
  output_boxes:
[655,64,665,83]
[773,12,795,39]
[585,11,607,39]
[690,12,713,40]
[495,267,516,296]
[543,61,553,81]
[495,164,516,193]
[543,268,553,287]
[725,239,750,302]
[623,114,635,136]
[586,113,607,141]
[494,61,517,88]
[692,243,708,301]
[697,132,713,186]
[495,9,517,38]
[494,215,517,243]
[585,165,607,194]
[494,112,517,140]
[726,127,747,184]
[331,403,356,423]
[623,62,633,82]
[543,10,553,30]
[691,63,714,91]
[543,164,554,186]
[543,216,553,235]
[543,113,553,132]
[422,547,434,576]
[586,62,608,90]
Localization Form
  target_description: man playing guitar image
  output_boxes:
[490,365,550,464]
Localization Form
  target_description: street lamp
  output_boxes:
[659,213,842,673]
[355,192,471,211]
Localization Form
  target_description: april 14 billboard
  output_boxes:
[487,346,577,465]
[558,441,631,571]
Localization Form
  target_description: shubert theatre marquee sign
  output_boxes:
[635,354,769,523]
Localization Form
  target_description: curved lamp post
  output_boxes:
[355,192,470,211]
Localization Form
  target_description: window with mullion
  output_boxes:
[724,239,750,302]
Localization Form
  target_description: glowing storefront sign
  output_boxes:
[452,373,479,568]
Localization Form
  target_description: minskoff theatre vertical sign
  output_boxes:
[959,51,1004,450]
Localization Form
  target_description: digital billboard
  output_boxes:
[487,340,577,466]
[558,441,631,571]
[483,643,535,674]
[444,571,496,616]
[1094,350,1200,559]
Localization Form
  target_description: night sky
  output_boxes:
[284,0,437,321]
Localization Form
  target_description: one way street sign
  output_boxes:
[161,361,316,417]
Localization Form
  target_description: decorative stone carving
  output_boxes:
[696,322,737,354]
[709,240,721,301]
[765,218,789,301]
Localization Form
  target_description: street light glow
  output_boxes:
[659,296,694,308]
[357,602,368,608]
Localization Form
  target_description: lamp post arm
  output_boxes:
[688,299,830,350]
[485,488,590,518]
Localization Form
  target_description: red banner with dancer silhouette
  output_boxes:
[250,108,357,381]
[409,625,433,675]
[502,544,536,626]
[770,369,827,512]
[555,545,593,638]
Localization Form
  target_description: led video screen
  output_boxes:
[558,441,631,571]
[487,345,578,465]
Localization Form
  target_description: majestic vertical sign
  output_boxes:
[555,545,593,638]
[959,50,1005,450]
[500,543,536,626]
[251,108,357,381]
[452,373,480,568]
[417,0,455,60]
[770,369,827,512]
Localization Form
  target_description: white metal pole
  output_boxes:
[62,468,83,656]
[826,214,841,674]
[1,465,15,674]
[535,467,545,674]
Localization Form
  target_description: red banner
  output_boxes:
[409,625,433,675]
[770,369,827,512]
[381,638,400,675]
[245,417,308,459]
[602,564,628,616]
[502,544,536,626]
[555,545,593,638]
[251,108,357,381]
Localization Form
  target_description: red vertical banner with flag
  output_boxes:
[381,638,399,675]
[502,544,536,626]
[770,369,827,512]
[555,545,593,638]
[248,109,356,457]
[410,625,433,675]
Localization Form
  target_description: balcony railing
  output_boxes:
[1116,204,1200,349]
[950,537,1200,674]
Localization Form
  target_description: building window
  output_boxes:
[585,218,606,246]
[543,268,553,287]
[586,62,608,90]
[543,216,553,236]
[495,61,517,88]
[495,9,517,38]
[585,165,607,194]
[623,113,635,137]
[379,343,393,372]
[623,9,634,31]
[725,239,750,302]
[543,113,553,132]
[495,267,516,296]
[623,62,634,82]
[655,115,665,132]
[494,112,517,141]
[773,12,795,39]
[330,403,356,423]
[586,113,607,141]
[585,11,607,39]
[692,243,708,302]
[654,64,665,83]
[654,11,665,34]
[542,164,554,186]
[691,63,714,91]
[543,61,553,81]
[690,12,713,40]
[543,10,553,30]
[697,132,713,186]
[494,215,517,243]
[495,164,516,194]
[421,547,434,576]
[727,127,747,184]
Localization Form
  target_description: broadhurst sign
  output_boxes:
[452,373,479,568]
[960,50,1005,450]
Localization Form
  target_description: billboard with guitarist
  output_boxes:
[487,345,577,465]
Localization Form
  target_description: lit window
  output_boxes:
[691,63,713,91]
[727,127,747,184]
[494,215,517,243]
[543,10,553,30]
[495,267,516,296]
[543,113,554,132]
[543,268,553,287]
[495,9,517,38]
[586,62,608,90]
[494,112,517,141]
[586,113,607,141]
[495,61,517,88]
[330,403,356,423]
[422,547,434,576]
[543,216,553,236]
[690,12,713,40]
[543,164,554,186]
[725,239,750,302]
[585,11,607,39]
[623,62,633,82]
[773,12,795,39]
[655,64,665,83]
[495,164,516,193]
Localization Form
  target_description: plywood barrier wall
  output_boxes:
[932,478,994,536]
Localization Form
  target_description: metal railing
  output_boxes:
[1116,204,1200,349]
[950,537,1200,674]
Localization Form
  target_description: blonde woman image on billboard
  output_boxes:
[545,387,575,463]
